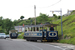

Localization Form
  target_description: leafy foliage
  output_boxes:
[13,13,53,26]
[36,13,49,24]
[3,19,14,34]
[20,16,24,20]
[58,16,61,19]
[0,17,14,34]
[18,32,24,39]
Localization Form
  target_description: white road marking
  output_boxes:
[45,44,69,50]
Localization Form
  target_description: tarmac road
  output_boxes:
[0,39,71,50]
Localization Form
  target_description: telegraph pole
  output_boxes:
[34,5,36,31]
[60,9,63,36]
[50,9,63,36]
[34,5,36,25]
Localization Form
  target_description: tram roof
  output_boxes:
[24,23,58,27]
[9,30,18,32]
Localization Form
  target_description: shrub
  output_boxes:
[59,37,75,45]
[58,16,61,19]
[18,32,24,39]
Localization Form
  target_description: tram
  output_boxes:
[24,23,59,42]
[9,30,18,39]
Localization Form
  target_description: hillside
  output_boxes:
[17,11,75,44]
[53,10,75,44]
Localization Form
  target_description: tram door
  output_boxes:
[42,31,44,40]
[42,30,46,40]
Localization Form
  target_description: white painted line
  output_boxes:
[25,43,43,50]
[45,44,69,50]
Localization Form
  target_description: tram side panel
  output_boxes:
[24,31,58,41]
[24,31,43,41]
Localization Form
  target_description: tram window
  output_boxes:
[37,27,39,31]
[25,30,27,32]
[34,27,35,31]
[40,27,43,31]
[31,29,32,31]
[31,27,32,31]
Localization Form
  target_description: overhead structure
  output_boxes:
[50,9,63,36]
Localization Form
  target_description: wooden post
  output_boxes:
[39,27,40,31]
[47,27,49,31]
[27,27,28,31]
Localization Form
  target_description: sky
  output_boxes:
[0,0,75,21]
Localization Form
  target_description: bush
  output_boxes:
[64,34,73,39]
[58,16,61,19]
[18,32,24,39]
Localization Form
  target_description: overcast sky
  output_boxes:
[0,0,75,21]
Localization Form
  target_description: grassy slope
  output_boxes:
[53,11,75,44]
[54,15,75,35]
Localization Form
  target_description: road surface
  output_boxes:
[0,39,70,50]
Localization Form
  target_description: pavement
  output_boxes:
[49,43,75,50]
[0,38,74,50]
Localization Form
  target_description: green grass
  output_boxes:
[53,14,75,36]
[59,37,75,45]
[52,11,75,44]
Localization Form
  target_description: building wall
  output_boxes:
[15,26,24,32]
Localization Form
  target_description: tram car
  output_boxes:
[24,23,59,42]
[9,30,18,39]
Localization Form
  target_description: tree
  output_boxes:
[13,20,18,26]
[20,16,24,20]
[28,18,31,20]
[0,17,14,34]
[0,17,4,28]
[0,26,5,33]
[58,16,61,19]
[53,14,57,20]
[0,16,3,20]
[36,13,49,24]
[3,18,14,34]
[53,14,57,18]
